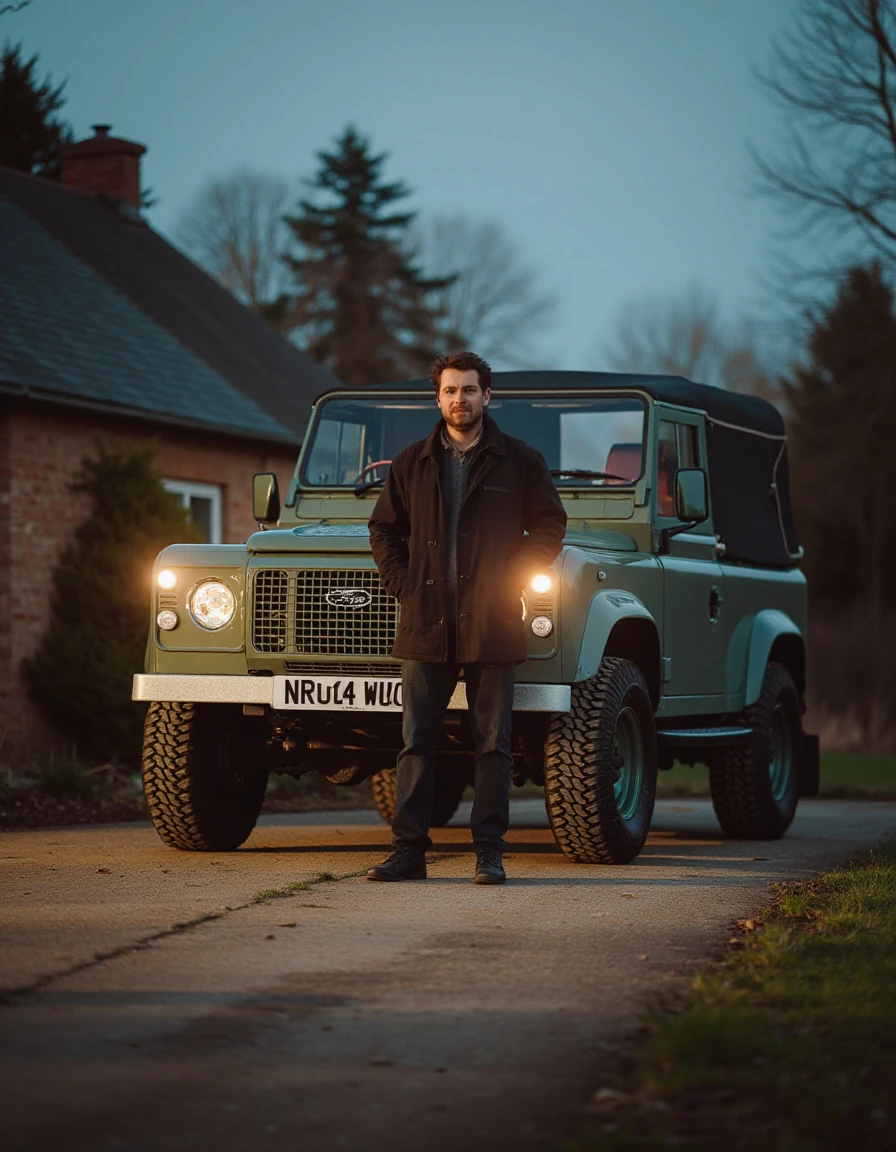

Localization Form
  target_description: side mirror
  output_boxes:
[253,473,280,524]
[675,468,708,523]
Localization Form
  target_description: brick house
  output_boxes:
[0,126,339,753]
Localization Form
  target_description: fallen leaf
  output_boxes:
[265,934,275,940]
[619,893,637,899]
[591,1086,634,1111]
[277,922,297,928]
[97,867,111,874]
[637,954,648,961]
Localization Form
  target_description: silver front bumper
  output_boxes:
[132,674,571,712]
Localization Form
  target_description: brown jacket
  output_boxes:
[368,414,567,663]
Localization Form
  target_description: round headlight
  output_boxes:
[157,609,179,631]
[530,615,553,637]
[157,568,178,590]
[530,573,553,594]
[188,580,235,630]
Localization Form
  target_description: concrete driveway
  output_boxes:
[2,797,894,1152]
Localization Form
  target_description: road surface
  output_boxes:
[2,797,894,1152]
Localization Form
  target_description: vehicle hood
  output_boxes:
[247,522,372,554]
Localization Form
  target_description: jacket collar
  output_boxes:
[421,412,506,459]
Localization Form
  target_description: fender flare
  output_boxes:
[575,590,659,685]
[744,609,804,707]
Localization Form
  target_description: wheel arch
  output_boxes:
[745,610,806,707]
[574,592,661,709]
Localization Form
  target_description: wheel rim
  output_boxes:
[613,705,644,821]
[769,702,793,802]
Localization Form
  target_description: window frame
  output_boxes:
[652,407,712,532]
[163,479,223,544]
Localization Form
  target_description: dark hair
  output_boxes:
[430,350,492,394]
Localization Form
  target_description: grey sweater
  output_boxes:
[439,428,483,642]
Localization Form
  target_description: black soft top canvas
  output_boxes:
[357,370,801,569]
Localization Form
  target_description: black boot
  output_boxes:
[474,847,506,885]
[366,846,427,882]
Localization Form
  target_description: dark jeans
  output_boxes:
[392,660,516,852]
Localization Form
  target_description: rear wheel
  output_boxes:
[544,658,657,863]
[710,662,801,839]
[142,702,268,851]
[369,763,468,827]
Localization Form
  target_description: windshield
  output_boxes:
[300,394,646,489]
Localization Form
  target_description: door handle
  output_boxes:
[709,585,723,622]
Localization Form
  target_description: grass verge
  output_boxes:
[572,837,896,1151]
[656,753,896,800]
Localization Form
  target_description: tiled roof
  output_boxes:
[0,191,295,441]
[0,169,340,442]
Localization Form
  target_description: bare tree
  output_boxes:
[753,0,896,266]
[0,3,33,16]
[601,286,778,400]
[412,214,556,367]
[173,168,293,315]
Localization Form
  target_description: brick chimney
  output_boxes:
[60,124,146,210]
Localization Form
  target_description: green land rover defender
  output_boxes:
[134,371,819,863]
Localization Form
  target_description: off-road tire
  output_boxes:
[142,701,268,851]
[369,765,467,828]
[709,662,801,840]
[370,767,397,824]
[544,658,658,864]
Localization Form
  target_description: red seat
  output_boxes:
[605,442,642,481]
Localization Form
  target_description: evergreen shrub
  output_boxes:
[24,443,201,762]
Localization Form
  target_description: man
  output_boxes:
[366,351,567,885]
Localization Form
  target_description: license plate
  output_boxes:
[272,675,402,711]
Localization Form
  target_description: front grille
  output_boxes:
[252,568,399,657]
[253,569,288,652]
[283,660,401,676]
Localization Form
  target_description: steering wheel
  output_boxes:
[354,460,392,484]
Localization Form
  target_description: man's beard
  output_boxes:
[445,406,480,431]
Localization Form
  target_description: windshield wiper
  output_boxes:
[353,479,386,497]
[550,469,631,483]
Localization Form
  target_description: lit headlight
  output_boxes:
[157,568,178,590]
[530,573,553,594]
[188,580,235,630]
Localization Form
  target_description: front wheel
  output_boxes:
[544,658,658,864]
[142,702,268,851]
[710,662,801,839]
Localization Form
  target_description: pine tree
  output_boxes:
[0,41,73,178]
[24,445,201,762]
[281,126,451,385]
[783,263,896,621]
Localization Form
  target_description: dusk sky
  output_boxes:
[10,0,812,373]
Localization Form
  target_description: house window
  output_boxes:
[163,480,222,543]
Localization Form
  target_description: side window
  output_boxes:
[657,421,679,517]
[163,480,223,543]
[678,424,698,468]
[657,421,699,518]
